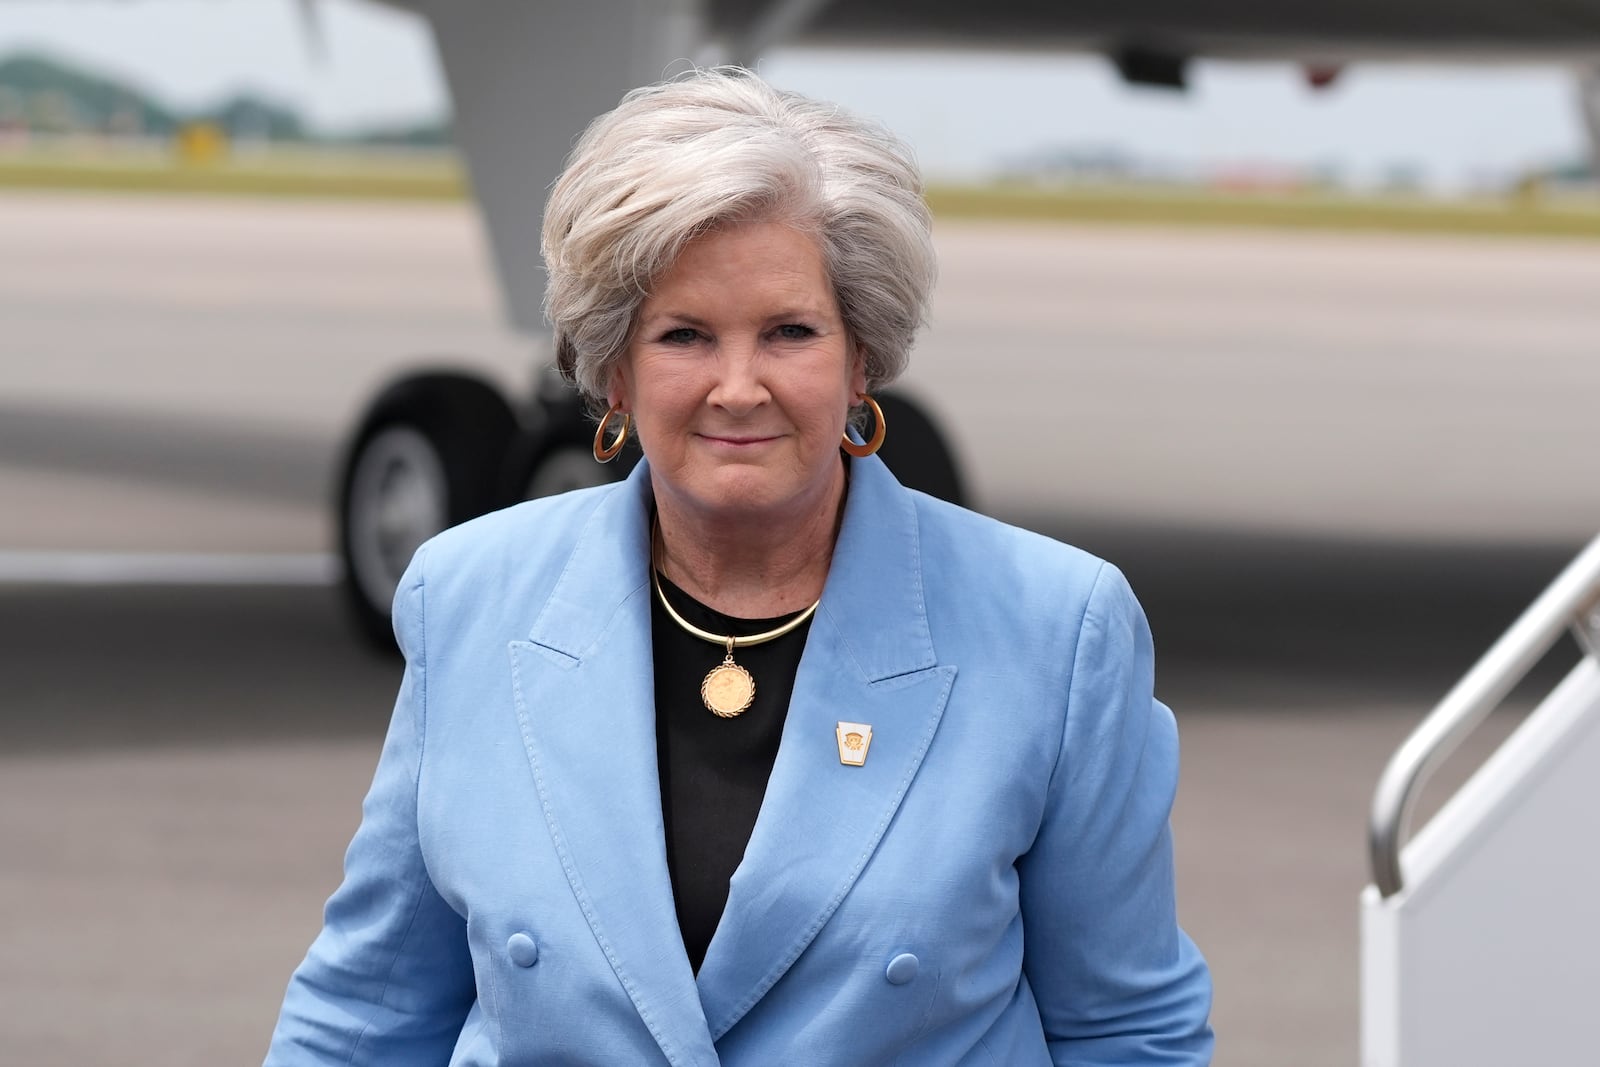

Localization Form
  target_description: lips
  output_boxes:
[699,433,780,446]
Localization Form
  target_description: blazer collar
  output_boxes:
[812,450,939,681]
[524,460,655,657]
[513,455,952,1057]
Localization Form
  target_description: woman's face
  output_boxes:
[610,221,866,525]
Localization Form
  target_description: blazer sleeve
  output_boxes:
[264,544,476,1066]
[1017,563,1214,1065]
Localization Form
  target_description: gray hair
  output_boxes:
[541,67,936,409]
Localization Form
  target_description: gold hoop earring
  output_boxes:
[841,394,886,458]
[593,404,631,463]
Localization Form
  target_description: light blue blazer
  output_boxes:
[266,453,1213,1066]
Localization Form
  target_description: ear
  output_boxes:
[849,344,869,399]
[605,364,630,412]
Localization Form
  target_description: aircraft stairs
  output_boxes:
[1362,533,1600,1065]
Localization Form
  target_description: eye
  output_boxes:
[658,327,699,345]
[774,323,816,341]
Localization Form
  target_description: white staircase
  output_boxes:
[1362,534,1600,1066]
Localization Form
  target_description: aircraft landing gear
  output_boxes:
[337,373,517,648]
[872,392,966,510]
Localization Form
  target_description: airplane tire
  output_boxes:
[873,391,966,508]
[521,441,624,500]
[337,375,518,650]
[499,398,638,504]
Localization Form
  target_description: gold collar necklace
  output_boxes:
[650,526,820,718]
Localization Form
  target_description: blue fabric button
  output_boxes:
[507,932,539,968]
[885,952,919,985]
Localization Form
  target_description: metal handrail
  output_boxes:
[1368,532,1600,899]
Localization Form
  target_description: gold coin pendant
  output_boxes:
[702,659,755,718]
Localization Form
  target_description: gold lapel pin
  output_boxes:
[836,721,872,766]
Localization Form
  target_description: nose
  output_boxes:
[707,339,770,415]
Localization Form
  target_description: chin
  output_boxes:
[679,469,824,522]
[691,483,793,519]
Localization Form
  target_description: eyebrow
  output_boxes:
[642,311,712,330]
[642,307,830,328]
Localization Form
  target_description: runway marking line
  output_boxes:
[0,551,339,586]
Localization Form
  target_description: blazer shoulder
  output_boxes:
[422,483,614,572]
[403,482,621,630]
[903,491,1154,697]
[909,491,1113,611]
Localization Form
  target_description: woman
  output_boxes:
[267,69,1212,1065]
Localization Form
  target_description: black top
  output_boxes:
[651,572,812,974]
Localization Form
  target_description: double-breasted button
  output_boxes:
[507,932,539,968]
[885,952,919,985]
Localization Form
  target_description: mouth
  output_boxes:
[699,433,780,448]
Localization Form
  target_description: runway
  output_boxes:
[2,191,1596,1064]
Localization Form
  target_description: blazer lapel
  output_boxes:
[509,463,719,1067]
[694,455,958,1040]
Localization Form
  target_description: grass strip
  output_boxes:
[926,185,1600,240]
[3,155,1597,239]
[0,157,465,200]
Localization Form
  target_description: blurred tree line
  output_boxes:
[0,52,450,147]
